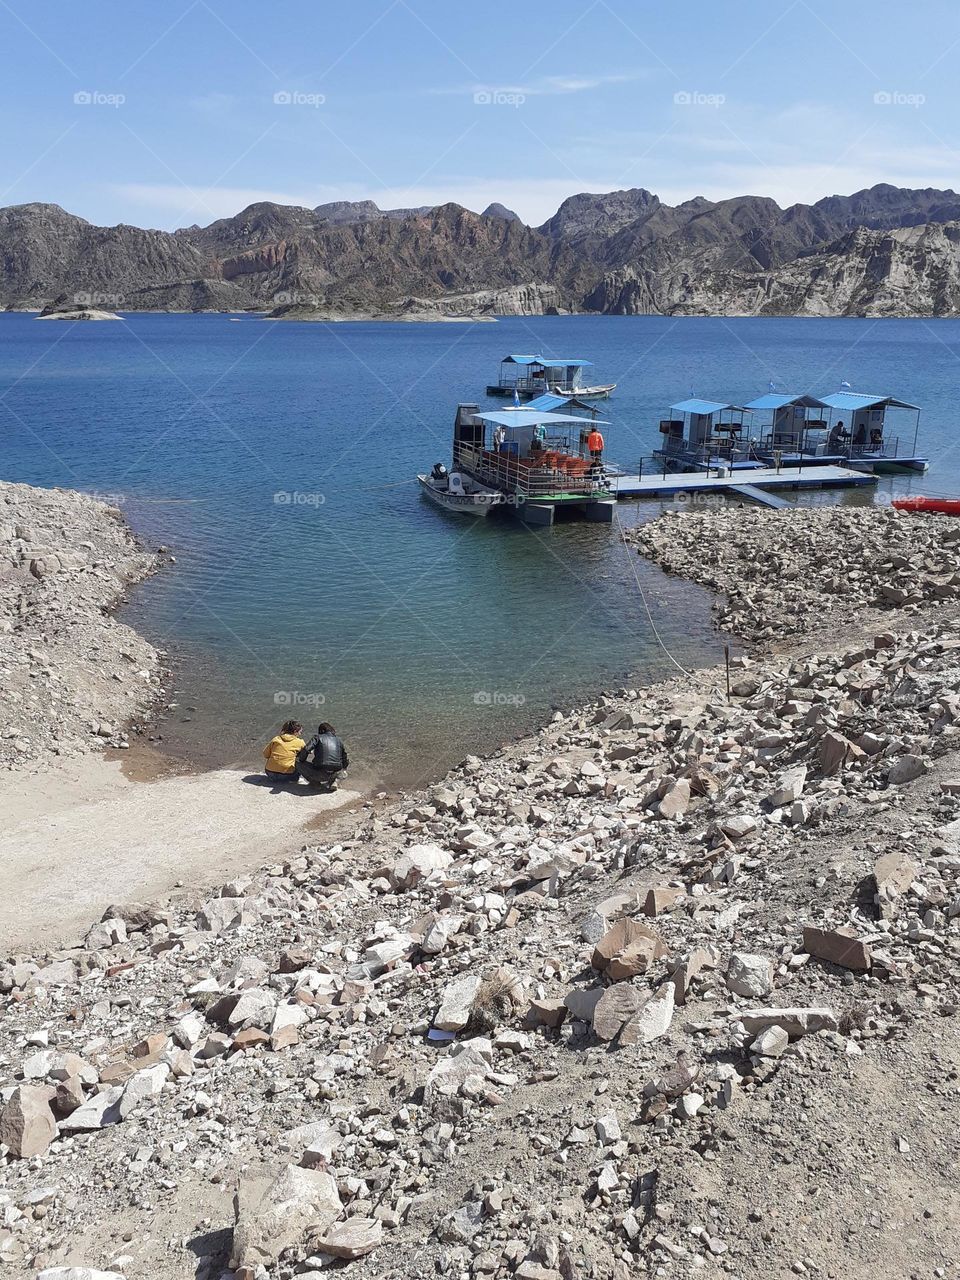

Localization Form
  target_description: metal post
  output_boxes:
[724,644,731,700]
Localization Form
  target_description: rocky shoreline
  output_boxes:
[1,503,959,1280]
[0,481,165,773]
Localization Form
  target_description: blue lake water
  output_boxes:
[1,312,957,787]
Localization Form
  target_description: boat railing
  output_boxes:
[498,374,545,393]
[455,443,608,499]
[849,434,900,459]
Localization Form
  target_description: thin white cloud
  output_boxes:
[434,71,647,98]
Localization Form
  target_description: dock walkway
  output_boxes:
[610,463,876,501]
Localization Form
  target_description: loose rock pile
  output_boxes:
[2,502,959,1279]
[0,481,163,769]
[632,505,960,645]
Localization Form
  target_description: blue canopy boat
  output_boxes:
[742,392,831,462]
[486,354,616,401]
[652,398,761,472]
[450,404,616,525]
[817,392,927,472]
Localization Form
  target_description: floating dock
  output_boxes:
[609,463,878,502]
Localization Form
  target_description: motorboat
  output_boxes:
[417,463,503,516]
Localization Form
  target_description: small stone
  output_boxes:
[768,766,806,808]
[726,952,774,999]
[738,1007,837,1038]
[676,1092,704,1120]
[887,754,926,785]
[643,887,683,917]
[593,985,641,1042]
[802,925,872,973]
[316,1216,382,1259]
[0,1086,57,1158]
[719,814,758,840]
[751,1025,789,1057]
[60,1085,124,1132]
[435,973,481,1032]
[624,983,675,1045]
[390,843,453,890]
[524,999,567,1029]
[596,1112,622,1144]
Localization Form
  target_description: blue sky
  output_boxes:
[2,0,959,229]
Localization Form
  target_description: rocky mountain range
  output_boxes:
[4,183,960,318]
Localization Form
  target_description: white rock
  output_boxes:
[421,913,461,954]
[230,1164,342,1271]
[725,952,774,999]
[60,1085,124,1132]
[632,984,675,1044]
[390,843,453,890]
[425,1041,492,1104]
[173,1012,205,1049]
[720,814,758,840]
[751,1025,789,1057]
[435,973,481,1032]
[197,897,252,933]
[37,1270,125,1280]
[596,1112,621,1144]
[676,1092,705,1120]
[84,918,127,950]
[738,1007,838,1038]
[228,987,278,1030]
[768,766,806,808]
[119,1064,169,1119]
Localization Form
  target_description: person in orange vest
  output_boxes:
[586,425,605,473]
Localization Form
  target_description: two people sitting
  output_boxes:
[262,719,349,791]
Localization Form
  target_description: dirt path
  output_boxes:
[0,756,362,952]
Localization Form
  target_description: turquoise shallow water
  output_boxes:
[1,313,956,786]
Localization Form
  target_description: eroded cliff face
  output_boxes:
[5,185,960,317]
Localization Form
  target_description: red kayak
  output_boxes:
[893,496,960,515]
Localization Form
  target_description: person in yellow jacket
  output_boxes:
[262,719,305,784]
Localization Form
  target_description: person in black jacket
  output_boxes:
[297,722,349,790]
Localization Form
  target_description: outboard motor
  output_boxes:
[431,462,448,482]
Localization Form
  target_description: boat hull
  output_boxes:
[417,475,503,516]
[893,496,960,515]
[553,384,616,401]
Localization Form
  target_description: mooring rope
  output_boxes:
[613,508,694,678]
